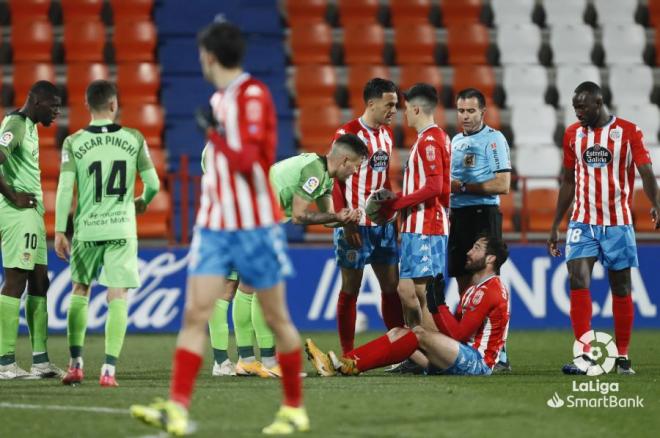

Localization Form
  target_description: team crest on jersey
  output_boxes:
[609,128,622,141]
[582,144,612,168]
[302,176,320,194]
[463,153,476,168]
[472,289,484,306]
[425,145,436,161]
[369,150,389,172]
[0,131,13,147]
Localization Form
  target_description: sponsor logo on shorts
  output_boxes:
[22,252,31,263]
[83,239,127,248]
[0,132,13,147]
[346,250,357,263]
[302,177,320,195]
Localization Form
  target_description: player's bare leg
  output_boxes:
[253,282,308,434]
[336,267,363,354]
[0,268,38,379]
[608,268,635,374]
[412,326,461,370]
[562,257,598,374]
[210,277,238,376]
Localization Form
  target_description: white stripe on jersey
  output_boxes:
[598,127,610,225]
[217,152,236,229]
[586,130,597,223]
[612,128,624,224]
[477,318,492,358]
[253,162,275,227]
[575,132,586,222]
[413,152,426,234]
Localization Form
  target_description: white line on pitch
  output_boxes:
[0,402,129,414]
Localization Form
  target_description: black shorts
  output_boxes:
[447,205,503,278]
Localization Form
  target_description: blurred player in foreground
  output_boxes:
[131,21,308,435]
[306,235,510,377]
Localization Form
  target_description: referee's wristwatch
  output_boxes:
[459,182,467,193]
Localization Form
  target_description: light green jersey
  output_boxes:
[60,119,155,240]
[269,153,333,218]
[0,112,44,214]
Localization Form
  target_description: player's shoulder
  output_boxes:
[612,116,639,133]
[238,77,272,100]
[482,276,508,300]
[0,112,28,135]
[336,119,362,136]
[564,121,582,136]
[450,131,465,144]
[62,129,86,146]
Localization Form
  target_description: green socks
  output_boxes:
[67,294,89,363]
[26,295,49,362]
[251,295,276,366]
[104,298,128,365]
[209,299,230,363]
[233,289,255,360]
[0,295,20,365]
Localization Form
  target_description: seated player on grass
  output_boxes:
[306,235,510,376]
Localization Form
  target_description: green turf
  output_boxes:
[1,330,659,437]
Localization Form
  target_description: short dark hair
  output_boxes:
[334,133,369,159]
[197,21,245,68]
[28,80,59,101]
[363,78,397,103]
[86,80,117,111]
[574,81,602,97]
[456,88,486,108]
[404,83,438,113]
[477,233,509,271]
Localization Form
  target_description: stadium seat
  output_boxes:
[510,105,557,146]
[294,65,337,107]
[343,23,385,65]
[524,187,562,231]
[503,65,548,107]
[549,24,594,65]
[483,106,502,130]
[393,23,436,65]
[9,0,50,21]
[337,0,380,25]
[39,148,61,179]
[491,0,535,26]
[137,190,170,238]
[650,0,660,27]
[608,65,653,106]
[66,63,109,105]
[145,147,167,177]
[631,187,657,231]
[601,24,646,65]
[649,147,660,175]
[39,123,59,148]
[399,65,442,92]
[289,22,333,65]
[42,187,57,237]
[401,106,446,147]
[63,20,106,62]
[13,62,56,105]
[555,65,600,109]
[593,0,637,25]
[389,0,431,26]
[499,191,516,232]
[446,24,490,65]
[514,146,562,184]
[542,0,587,26]
[297,105,341,153]
[113,20,157,62]
[441,0,482,24]
[110,0,154,21]
[68,103,90,133]
[11,20,53,62]
[616,104,660,145]
[116,62,160,104]
[285,0,327,26]
[120,104,164,149]
[347,65,390,112]
[61,0,103,21]
[452,65,496,102]
[496,23,541,65]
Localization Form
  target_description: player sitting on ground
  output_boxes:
[55,80,160,387]
[306,235,510,377]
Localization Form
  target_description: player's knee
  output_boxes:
[386,327,410,342]
[411,325,426,341]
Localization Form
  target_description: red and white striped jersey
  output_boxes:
[563,116,652,226]
[196,73,282,230]
[401,125,450,235]
[332,118,394,227]
[457,276,510,368]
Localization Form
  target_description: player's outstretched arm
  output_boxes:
[452,171,510,195]
[547,168,576,257]
[378,174,442,219]
[291,194,358,225]
[637,163,660,229]
[0,150,36,208]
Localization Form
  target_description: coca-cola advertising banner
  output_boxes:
[3,245,659,333]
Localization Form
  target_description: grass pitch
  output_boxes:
[1,330,659,438]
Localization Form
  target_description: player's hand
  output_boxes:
[336,208,361,224]
[425,274,446,314]
[135,197,147,214]
[450,179,462,194]
[11,191,37,209]
[343,222,362,248]
[547,227,561,257]
[651,207,660,230]
[54,232,71,261]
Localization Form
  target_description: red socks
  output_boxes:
[277,349,303,408]
[337,291,358,354]
[345,330,418,372]
[170,348,203,408]
[612,294,634,356]
[570,289,592,353]
[381,292,405,329]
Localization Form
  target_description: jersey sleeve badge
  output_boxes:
[302,176,320,194]
[425,144,436,161]
[0,132,14,147]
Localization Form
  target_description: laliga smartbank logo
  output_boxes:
[573,330,618,376]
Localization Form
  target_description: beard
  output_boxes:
[465,257,486,273]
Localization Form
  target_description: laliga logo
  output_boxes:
[547,392,564,408]
[573,330,618,376]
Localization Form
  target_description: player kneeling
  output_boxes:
[307,235,510,377]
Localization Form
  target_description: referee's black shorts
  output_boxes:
[447,205,503,278]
